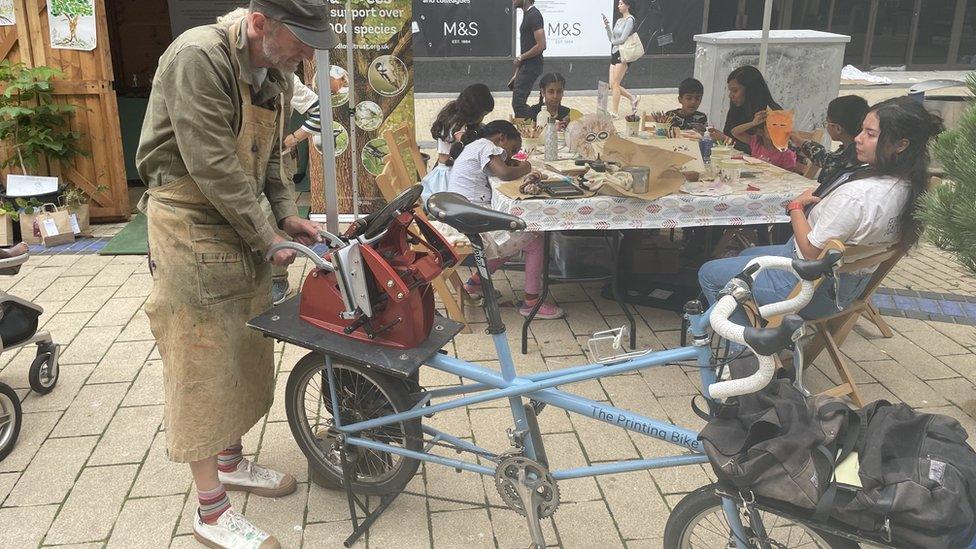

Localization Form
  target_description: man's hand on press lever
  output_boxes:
[282,216,325,246]
[269,217,325,267]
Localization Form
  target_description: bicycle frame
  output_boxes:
[313,236,755,548]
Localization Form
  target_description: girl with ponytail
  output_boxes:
[445,120,565,319]
[431,84,495,164]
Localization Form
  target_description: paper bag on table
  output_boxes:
[36,203,76,247]
[598,136,692,200]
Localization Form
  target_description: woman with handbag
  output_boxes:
[604,0,640,118]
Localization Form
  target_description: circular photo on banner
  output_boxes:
[355,101,385,132]
[329,65,350,107]
[332,121,349,156]
[362,138,390,176]
[368,55,408,97]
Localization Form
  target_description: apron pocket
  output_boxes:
[189,224,255,305]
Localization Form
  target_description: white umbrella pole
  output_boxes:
[759,0,773,73]
[315,48,340,235]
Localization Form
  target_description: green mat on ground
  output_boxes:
[99,212,148,255]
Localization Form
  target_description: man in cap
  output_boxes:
[136,1,334,547]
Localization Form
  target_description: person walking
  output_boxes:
[512,0,546,119]
[604,0,639,118]
[135,1,331,547]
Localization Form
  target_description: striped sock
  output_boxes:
[198,485,231,524]
[217,442,244,473]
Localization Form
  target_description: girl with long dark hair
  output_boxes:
[699,96,941,325]
[709,65,781,154]
[444,120,565,319]
[431,83,495,164]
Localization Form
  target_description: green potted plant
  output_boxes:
[0,60,86,201]
[916,73,976,273]
[61,183,105,234]
[13,197,43,244]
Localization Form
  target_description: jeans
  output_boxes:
[698,239,872,329]
[512,58,543,119]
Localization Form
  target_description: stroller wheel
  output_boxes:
[0,382,22,461]
[29,351,58,395]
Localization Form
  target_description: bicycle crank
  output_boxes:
[494,455,560,548]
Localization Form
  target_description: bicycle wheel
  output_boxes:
[0,382,22,462]
[664,484,860,549]
[285,352,422,496]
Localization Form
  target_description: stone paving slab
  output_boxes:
[0,252,973,548]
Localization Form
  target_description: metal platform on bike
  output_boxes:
[247,296,465,379]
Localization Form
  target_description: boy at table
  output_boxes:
[664,78,708,132]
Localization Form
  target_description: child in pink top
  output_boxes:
[731,110,798,171]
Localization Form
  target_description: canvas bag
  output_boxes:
[826,401,976,548]
[699,377,858,510]
[619,17,645,63]
[35,203,76,247]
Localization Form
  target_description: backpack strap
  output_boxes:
[813,402,862,521]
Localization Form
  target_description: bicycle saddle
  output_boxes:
[792,250,842,281]
[743,315,805,356]
[426,192,526,235]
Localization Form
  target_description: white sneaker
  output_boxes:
[218,459,297,498]
[193,508,280,549]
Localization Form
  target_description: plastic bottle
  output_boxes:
[699,133,713,164]
[545,117,558,161]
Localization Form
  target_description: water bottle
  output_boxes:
[545,117,558,161]
[699,133,713,164]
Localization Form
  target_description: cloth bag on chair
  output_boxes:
[420,164,450,202]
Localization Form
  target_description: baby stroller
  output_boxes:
[0,248,60,461]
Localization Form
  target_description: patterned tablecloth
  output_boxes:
[491,158,817,232]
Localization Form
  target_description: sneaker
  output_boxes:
[218,458,297,498]
[519,299,565,320]
[193,508,280,549]
[271,279,290,306]
[631,95,641,113]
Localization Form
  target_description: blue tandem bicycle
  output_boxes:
[252,185,870,548]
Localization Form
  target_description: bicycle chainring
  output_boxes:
[493,455,560,518]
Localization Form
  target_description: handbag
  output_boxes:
[618,17,645,63]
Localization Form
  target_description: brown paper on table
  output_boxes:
[598,136,693,200]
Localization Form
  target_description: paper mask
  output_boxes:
[566,114,617,159]
[766,108,794,152]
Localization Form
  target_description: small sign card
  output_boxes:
[6,174,58,197]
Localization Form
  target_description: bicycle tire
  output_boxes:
[0,382,22,462]
[285,352,422,496]
[664,484,860,549]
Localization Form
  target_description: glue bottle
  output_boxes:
[545,117,558,161]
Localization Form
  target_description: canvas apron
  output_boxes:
[144,27,283,463]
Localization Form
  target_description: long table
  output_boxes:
[489,155,816,354]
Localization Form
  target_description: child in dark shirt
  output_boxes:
[790,95,870,193]
[665,78,708,131]
[525,73,572,127]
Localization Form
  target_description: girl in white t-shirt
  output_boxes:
[445,120,565,320]
[699,96,941,324]
[430,84,495,165]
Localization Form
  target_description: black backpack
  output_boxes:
[828,401,976,548]
[699,379,976,548]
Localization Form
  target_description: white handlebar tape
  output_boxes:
[707,294,777,400]
[743,256,817,319]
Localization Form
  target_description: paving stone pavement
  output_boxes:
[1,252,974,548]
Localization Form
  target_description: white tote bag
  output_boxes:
[619,31,645,63]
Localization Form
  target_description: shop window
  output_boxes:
[868,0,914,67]
[959,0,976,66]
[911,0,954,65]
[831,0,871,65]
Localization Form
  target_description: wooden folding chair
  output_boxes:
[764,240,906,406]
[379,127,473,333]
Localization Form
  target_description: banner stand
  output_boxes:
[314,48,341,236]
